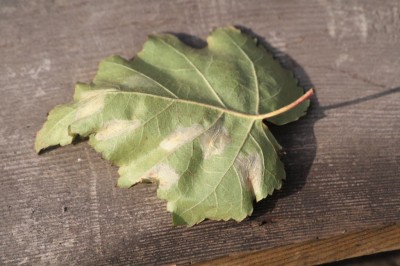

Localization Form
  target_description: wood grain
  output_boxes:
[0,0,399,265]
[196,224,400,266]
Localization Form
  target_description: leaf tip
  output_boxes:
[34,127,50,154]
[116,177,133,189]
[172,213,188,226]
[34,139,43,154]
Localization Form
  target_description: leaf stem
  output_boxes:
[260,88,314,119]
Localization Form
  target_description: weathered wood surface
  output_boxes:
[0,0,399,265]
[197,224,400,265]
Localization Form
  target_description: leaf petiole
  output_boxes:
[260,88,314,120]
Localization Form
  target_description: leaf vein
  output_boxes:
[221,31,260,114]
[158,38,227,108]
[105,60,178,99]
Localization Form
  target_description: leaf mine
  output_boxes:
[200,118,231,159]
[95,120,141,141]
[160,124,204,152]
[234,153,263,198]
[141,163,180,190]
[75,90,108,119]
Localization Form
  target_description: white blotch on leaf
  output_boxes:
[235,154,263,198]
[96,119,141,141]
[200,119,230,159]
[160,124,203,152]
[76,90,113,119]
[142,163,180,190]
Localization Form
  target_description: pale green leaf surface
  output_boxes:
[35,27,310,225]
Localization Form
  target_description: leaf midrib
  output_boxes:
[101,58,279,120]
[95,87,269,120]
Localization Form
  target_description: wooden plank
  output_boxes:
[0,0,399,265]
[196,224,400,266]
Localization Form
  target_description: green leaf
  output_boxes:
[35,27,311,225]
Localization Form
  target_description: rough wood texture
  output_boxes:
[196,224,400,265]
[0,0,399,265]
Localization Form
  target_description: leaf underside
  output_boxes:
[35,27,309,226]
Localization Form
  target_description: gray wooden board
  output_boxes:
[0,0,399,265]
